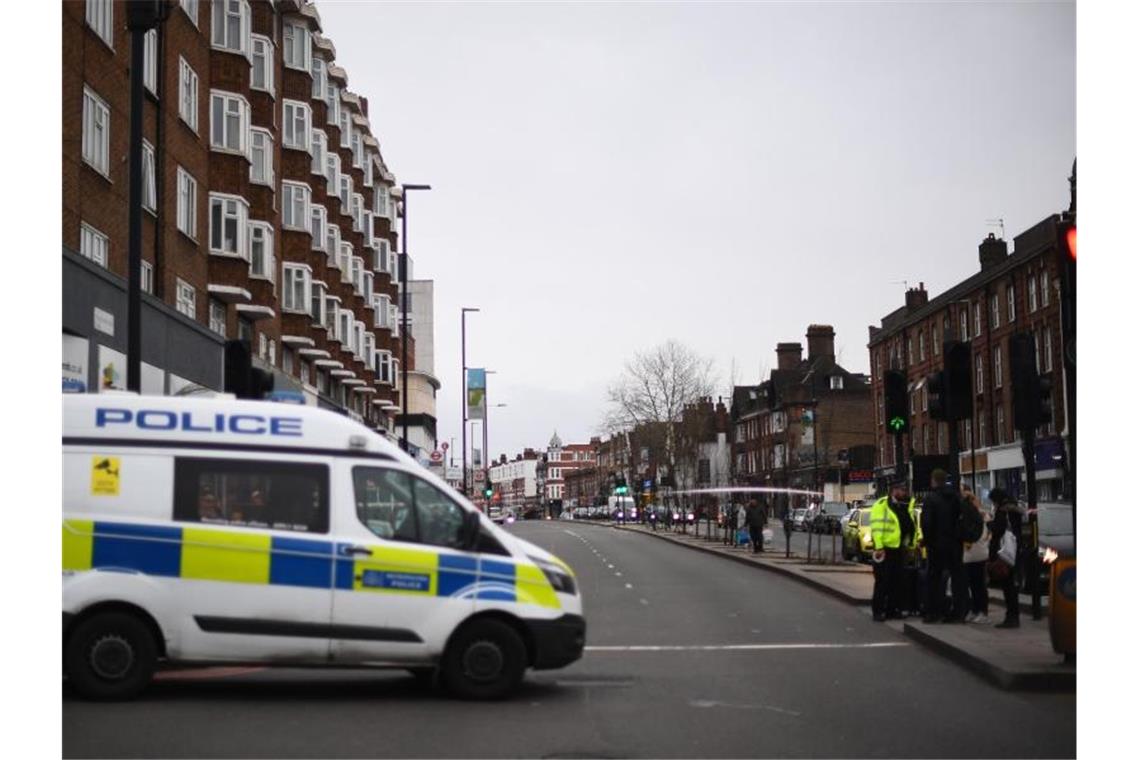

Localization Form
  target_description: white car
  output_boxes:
[63,394,585,700]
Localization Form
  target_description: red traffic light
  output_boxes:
[1065,226,1076,261]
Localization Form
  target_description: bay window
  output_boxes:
[310,205,327,252]
[326,225,341,268]
[311,57,327,99]
[282,181,311,231]
[282,264,312,314]
[311,129,327,176]
[251,35,274,94]
[249,222,274,281]
[338,243,353,284]
[283,22,312,71]
[283,100,312,152]
[310,281,327,328]
[211,0,251,56]
[179,57,199,132]
[250,128,273,185]
[210,91,250,155]
[325,82,340,127]
[208,193,249,258]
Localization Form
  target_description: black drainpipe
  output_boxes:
[153,17,167,300]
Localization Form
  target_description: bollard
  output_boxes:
[831,530,837,564]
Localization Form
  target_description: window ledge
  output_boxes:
[209,250,250,262]
[251,177,275,188]
[82,159,112,184]
[251,85,276,99]
[178,115,199,135]
[210,43,252,62]
[283,143,313,155]
[210,145,251,162]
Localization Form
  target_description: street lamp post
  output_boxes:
[398,183,431,453]
[460,307,479,496]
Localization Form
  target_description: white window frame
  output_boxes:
[211,0,251,58]
[351,131,363,169]
[973,302,981,337]
[176,166,198,240]
[1044,329,1053,372]
[959,311,968,342]
[209,299,227,336]
[249,222,275,283]
[339,108,352,148]
[80,222,109,267]
[374,183,389,217]
[339,310,354,353]
[283,22,312,72]
[176,278,196,319]
[996,407,1005,445]
[250,128,274,185]
[991,293,1000,328]
[283,100,312,152]
[82,86,110,177]
[363,156,374,188]
[339,174,352,211]
[310,205,327,252]
[374,238,391,274]
[351,193,364,232]
[326,225,341,269]
[363,271,374,304]
[251,35,275,95]
[351,256,364,294]
[86,0,114,49]
[180,0,199,27]
[179,57,199,132]
[1007,284,1016,323]
[378,351,393,385]
[310,129,327,177]
[1040,270,1050,307]
[141,260,154,294]
[326,82,340,127]
[311,57,327,99]
[281,181,311,232]
[208,193,250,259]
[282,264,313,315]
[325,296,340,336]
[210,90,251,156]
[310,281,327,329]
[143,29,158,94]
[1028,273,1038,312]
[338,243,353,284]
[975,353,983,391]
[325,152,341,196]
[993,345,1003,389]
[142,140,157,213]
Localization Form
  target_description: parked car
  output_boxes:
[791,508,809,531]
[1028,502,1074,593]
[811,502,850,534]
[842,507,873,562]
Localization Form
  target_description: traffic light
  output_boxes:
[224,339,274,399]
[883,369,909,434]
[926,370,947,420]
[483,482,493,499]
[1010,333,1050,432]
[944,340,973,421]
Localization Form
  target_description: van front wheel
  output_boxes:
[442,619,526,700]
[65,611,157,700]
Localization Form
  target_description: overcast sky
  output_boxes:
[316,0,1074,462]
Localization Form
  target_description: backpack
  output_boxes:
[957,501,984,543]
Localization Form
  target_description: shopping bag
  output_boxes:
[762,528,774,545]
[997,529,1017,566]
[737,528,751,545]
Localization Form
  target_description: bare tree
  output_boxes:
[603,340,717,473]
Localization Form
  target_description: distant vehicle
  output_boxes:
[842,508,873,562]
[1029,502,1074,593]
[792,508,809,531]
[811,502,849,534]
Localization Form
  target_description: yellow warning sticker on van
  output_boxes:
[91,456,121,496]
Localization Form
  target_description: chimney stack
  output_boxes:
[776,342,803,370]
[806,325,836,362]
[979,233,1009,271]
[905,283,929,311]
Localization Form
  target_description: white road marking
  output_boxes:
[614,572,622,577]
[639,598,649,605]
[690,699,802,716]
[624,583,633,589]
[584,642,909,652]
[607,564,615,569]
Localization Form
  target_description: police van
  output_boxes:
[63,394,585,700]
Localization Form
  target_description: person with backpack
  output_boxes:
[919,468,969,623]
[959,486,991,624]
[988,487,1023,629]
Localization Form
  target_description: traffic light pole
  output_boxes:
[1021,427,1042,620]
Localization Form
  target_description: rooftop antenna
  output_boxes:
[890,279,909,290]
[985,217,1005,239]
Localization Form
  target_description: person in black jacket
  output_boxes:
[745,498,767,553]
[920,468,969,623]
[988,488,1023,629]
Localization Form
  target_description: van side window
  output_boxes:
[173,458,329,534]
[353,467,466,549]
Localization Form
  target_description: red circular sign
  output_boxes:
[430,450,443,463]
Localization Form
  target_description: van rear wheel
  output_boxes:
[65,611,157,700]
[442,619,526,700]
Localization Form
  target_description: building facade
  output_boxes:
[732,325,877,513]
[63,0,415,434]
[868,209,1072,501]
[543,432,598,507]
[401,278,440,462]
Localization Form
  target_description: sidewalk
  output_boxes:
[578,520,1074,691]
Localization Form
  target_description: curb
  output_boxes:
[596,522,872,606]
[902,623,1075,691]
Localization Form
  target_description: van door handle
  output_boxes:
[341,545,373,557]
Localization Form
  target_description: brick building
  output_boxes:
[732,325,876,513]
[543,432,598,508]
[62,0,420,434]
[867,202,1072,501]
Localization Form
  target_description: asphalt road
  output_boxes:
[63,522,1074,758]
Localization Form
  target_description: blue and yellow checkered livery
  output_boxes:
[63,520,560,608]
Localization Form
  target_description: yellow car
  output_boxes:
[842,507,874,562]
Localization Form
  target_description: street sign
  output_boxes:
[430,450,443,464]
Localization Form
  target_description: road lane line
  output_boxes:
[584,642,909,652]
[624,583,633,589]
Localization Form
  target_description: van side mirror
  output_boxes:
[459,510,482,551]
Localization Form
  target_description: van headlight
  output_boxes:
[530,557,577,596]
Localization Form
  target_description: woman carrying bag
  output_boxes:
[987,487,1023,629]
[960,487,992,624]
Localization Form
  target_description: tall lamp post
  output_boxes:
[483,369,499,490]
[398,183,431,453]
[460,307,479,496]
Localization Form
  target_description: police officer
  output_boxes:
[870,477,917,622]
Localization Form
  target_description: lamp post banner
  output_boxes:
[467,368,486,420]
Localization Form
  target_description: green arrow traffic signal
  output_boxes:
[888,416,907,433]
